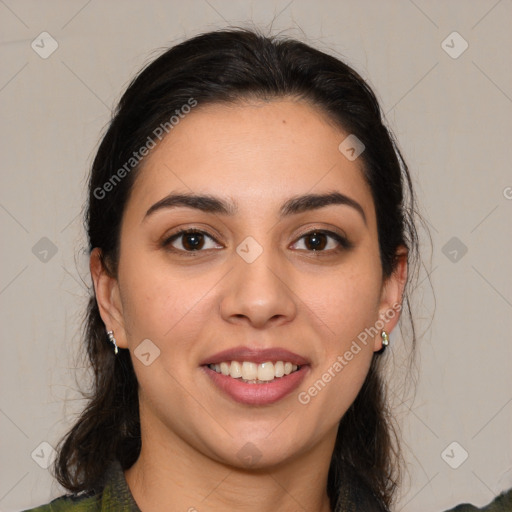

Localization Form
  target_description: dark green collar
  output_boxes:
[24,459,387,511]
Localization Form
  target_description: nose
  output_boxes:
[219,246,298,329]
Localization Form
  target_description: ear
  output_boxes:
[89,247,128,349]
[374,245,408,352]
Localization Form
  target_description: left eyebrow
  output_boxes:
[143,191,366,225]
[279,191,367,225]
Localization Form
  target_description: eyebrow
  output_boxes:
[143,191,366,224]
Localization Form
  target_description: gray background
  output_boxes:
[1,1,511,511]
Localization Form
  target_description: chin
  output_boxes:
[206,433,310,472]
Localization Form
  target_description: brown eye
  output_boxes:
[303,232,328,251]
[163,229,222,252]
[181,232,205,250]
[292,230,351,252]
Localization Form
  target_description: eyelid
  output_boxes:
[162,228,223,253]
[293,224,349,242]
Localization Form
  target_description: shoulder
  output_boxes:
[444,489,512,512]
[20,491,101,511]
[21,459,140,512]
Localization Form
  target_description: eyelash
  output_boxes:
[162,228,353,256]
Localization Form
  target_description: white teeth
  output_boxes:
[208,360,301,382]
[274,361,284,377]
[242,361,258,380]
[229,360,242,378]
[257,362,274,381]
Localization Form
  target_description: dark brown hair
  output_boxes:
[53,28,419,510]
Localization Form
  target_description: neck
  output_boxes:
[124,416,335,512]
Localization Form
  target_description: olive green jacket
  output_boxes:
[21,459,388,511]
[21,459,512,512]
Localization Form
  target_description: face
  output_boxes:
[92,98,406,469]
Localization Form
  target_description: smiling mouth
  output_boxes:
[207,360,300,384]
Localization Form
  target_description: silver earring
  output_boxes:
[381,330,389,348]
[106,330,119,355]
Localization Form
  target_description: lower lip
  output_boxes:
[202,365,309,405]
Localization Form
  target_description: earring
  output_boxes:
[106,330,119,355]
[381,330,389,348]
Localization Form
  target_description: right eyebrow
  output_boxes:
[143,193,237,221]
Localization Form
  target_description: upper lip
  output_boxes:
[200,346,310,366]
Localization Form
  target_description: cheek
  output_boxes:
[301,259,383,345]
[118,251,219,353]
[294,255,382,404]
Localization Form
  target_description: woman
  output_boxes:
[24,27,505,512]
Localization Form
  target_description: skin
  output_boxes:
[91,98,407,512]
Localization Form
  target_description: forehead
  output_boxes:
[125,98,375,223]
